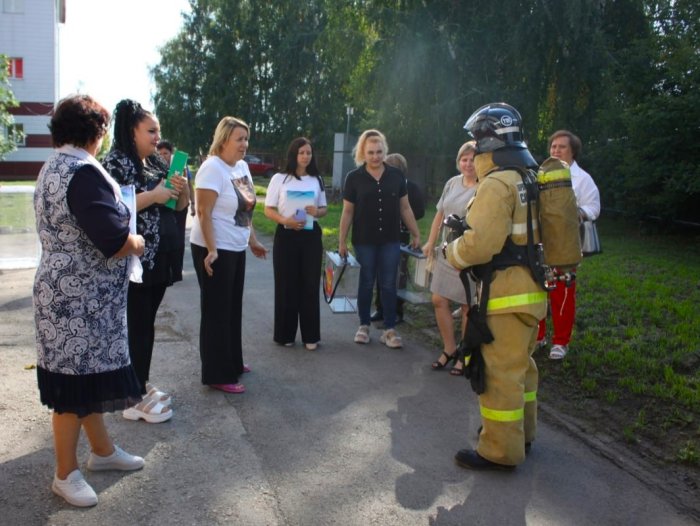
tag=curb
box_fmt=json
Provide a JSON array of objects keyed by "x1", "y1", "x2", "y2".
[{"x1": 539, "y1": 402, "x2": 700, "y2": 522}]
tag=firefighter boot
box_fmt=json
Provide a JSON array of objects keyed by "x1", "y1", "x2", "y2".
[{"x1": 455, "y1": 449, "x2": 515, "y2": 471}]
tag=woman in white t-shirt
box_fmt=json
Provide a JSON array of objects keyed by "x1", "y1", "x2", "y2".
[
  {"x1": 190, "y1": 116, "x2": 268, "y2": 394},
  {"x1": 264, "y1": 137, "x2": 327, "y2": 350}
]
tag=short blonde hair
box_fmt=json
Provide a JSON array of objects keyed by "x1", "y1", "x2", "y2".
[
  {"x1": 353, "y1": 129, "x2": 388, "y2": 167},
  {"x1": 209, "y1": 116, "x2": 250, "y2": 157},
  {"x1": 385, "y1": 153, "x2": 407, "y2": 174},
  {"x1": 456, "y1": 140, "x2": 477, "y2": 171}
]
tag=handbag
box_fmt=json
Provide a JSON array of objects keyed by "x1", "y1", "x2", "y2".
[{"x1": 580, "y1": 220, "x2": 602, "y2": 256}]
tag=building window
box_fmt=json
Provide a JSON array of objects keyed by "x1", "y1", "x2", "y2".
[
  {"x1": 6, "y1": 124, "x2": 25, "y2": 147},
  {"x1": 3, "y1": 0, "x2": 24, "y2": 13},
  {"x1": 7, "y1": 57, "x2": 23, "y2": 79}
]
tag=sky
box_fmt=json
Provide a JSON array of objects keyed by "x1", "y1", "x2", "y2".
[{"x1": 58, "y1": 0, "x2": 191, "y2": 115}]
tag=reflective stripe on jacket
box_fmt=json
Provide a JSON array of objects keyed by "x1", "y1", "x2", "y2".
[{"x1": 446, "y1": 169, "x2": 546, "y2": 318}]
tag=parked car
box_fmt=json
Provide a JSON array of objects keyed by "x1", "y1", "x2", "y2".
[{"x1": 244, "y1": 154, "x2": 276, "y2": 178}]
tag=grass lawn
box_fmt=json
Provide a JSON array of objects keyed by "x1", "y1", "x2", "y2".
[
  {"x1": 0, "y1": 184, "x2": 36, "y2": 234},
  {"x1": 253, "y1": 175, "x2": 700, "y2": 471},
  {"x1": 540, "y1": 217, "x2": 700, "y2": 467}
]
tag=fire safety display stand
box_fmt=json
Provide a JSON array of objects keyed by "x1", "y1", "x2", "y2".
[
  {"x1": 396, "y1": 244, "x2": 432, "y2": 304},
  {"x1": 323, "y1": 251, "x2": 360, "y2": 313}
]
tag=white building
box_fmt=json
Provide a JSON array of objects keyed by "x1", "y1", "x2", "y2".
[{"x1": 0, "y1": 0, "x2": 64, "y2": 180}]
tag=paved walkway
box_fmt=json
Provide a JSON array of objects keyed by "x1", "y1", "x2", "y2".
[{"x1": 0, "y1": 225, "x2": 697, "y2": 525}]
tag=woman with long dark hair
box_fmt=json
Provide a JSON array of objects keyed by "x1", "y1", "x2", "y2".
[
  {"x1": 264, "y1": 137, "x2": 327, "y2": 350},
  {"x1": 103, "y1": 99, "x2": 189, "y2": 423}
]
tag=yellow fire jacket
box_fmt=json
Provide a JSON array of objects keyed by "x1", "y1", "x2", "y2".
[{"x1": 445, "y1": 166, "x2": 547, "y2": 319}]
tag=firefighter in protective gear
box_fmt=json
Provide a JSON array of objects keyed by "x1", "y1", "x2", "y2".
[{"x1": 445, "y1": 102, "x2": 547, "y2": 470}]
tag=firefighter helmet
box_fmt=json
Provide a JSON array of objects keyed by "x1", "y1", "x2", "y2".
[{"x1": 464, "y1": 103, "x2": 528, "y2": 153}]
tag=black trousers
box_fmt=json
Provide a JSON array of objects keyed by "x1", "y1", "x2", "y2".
[
  {"x1": 273, "y1": 223, "x2": 323, "y2": 345},
  {"x1": 175, "y1": 208, "x2": 188, "y2": 267},
  {"x1": 191, "y1": 244, "x2": 246, "y2": 384},
  {"x1": 127, "y1": 281, "x2": 168, "y2": 394}
]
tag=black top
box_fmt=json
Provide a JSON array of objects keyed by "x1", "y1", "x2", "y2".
[
  {"x1": 67, "y1": 164, "x2": 130, "y2": 258},
  {"x1": 343, "y1": 163, "x2": 407, "y2": 245},
  {"x1": 406, "y1": 179, "x2": 425, "y2": 221},
  {"x1": 103, "y1": 149, "x2": 177, "y2": 270}
]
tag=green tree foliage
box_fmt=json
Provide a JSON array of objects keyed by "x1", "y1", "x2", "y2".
[
  {"x1": 152, "y1": 0, "x2": 371, "y2": 161},
  {"x1": 153, "y1": 0, "x2": 699, "y2": 221},
  {"x1": 585, "y1": 0, "x2": 653, "y2": 214},
  {"x1": 0, "y1": 54, "x2": 21, "y2": 160},
  {"x1": 588, "y1": 0, "x2": 700, "y2": 222},
  {"x1": 152, "y1": 1, "x2": 221, "y2": 159}
]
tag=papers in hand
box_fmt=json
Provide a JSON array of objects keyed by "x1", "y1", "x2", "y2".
[
  {"x1": 286, "y1": 190, "x2": 314, "y2": 230},
  {"x1": 121, "y1": 185, "x2": 143, "y2": 283}
]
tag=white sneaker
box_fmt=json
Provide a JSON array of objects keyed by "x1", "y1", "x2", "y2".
[
  {"x1": 380, "y1": 328, "x2": 403, "y2": 348},
  {"x1": 52, "y1": 469, "x2": 98, "y2": 507},
  {"x1": 354, "y1": 325, "x2": 370, "y2": 344},
  {"x1": 549, "y1": 344, "x2": 568, "y2": 360},
  {"x1": 87, "y1": 444, "x2": 145, "y2": 472}
]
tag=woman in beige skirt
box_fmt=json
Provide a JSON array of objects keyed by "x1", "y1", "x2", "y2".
[{"x1": 422, "y1": 141, "x2": 478, "y2": 375}]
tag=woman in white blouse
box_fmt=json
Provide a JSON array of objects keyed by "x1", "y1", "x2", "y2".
[
  {"x1": 264, "y1": 137, "x2": 327, "y2": 350},
  {"x1": 190, "y1": 116, "x2": 268, "y2": 394}
]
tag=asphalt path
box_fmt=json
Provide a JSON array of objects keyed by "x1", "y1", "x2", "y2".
[{"x1": 0, "y1": 221, "x2": 696, "y2": 525}]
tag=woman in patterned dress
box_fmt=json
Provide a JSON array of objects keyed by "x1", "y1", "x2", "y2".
[
  {"x1": 34, "y1": 95, "x2": 146, "y2": 507},
  {"x1": 103, "y1": 100, "x2": 189, "y2": 422}
]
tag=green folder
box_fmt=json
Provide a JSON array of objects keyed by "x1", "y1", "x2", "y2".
[{"x1": 164, "y1": 150, "x2": 189, "y2": 209}]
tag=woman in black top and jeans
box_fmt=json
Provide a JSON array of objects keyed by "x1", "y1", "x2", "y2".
[{"x1": 338, "y1": 129, "x2": 420, "y2": 348}]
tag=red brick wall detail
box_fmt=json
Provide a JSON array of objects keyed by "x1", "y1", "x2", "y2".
[
  {"x1": 25, "y1": 135, "x2": 53, "y2": 148},
  {"x1": 0, "y1": 162, "x2": 44, "y2": 179},
  {"x1": 8, "y1": 102, "x2": 54, "y2": 116}
]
